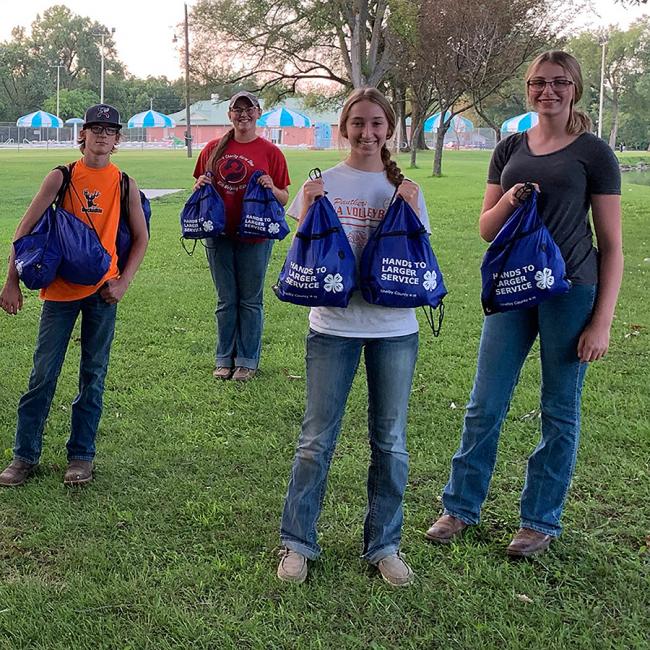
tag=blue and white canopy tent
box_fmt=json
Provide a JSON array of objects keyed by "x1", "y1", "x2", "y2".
[
  {"x1": 424, "y1": 111, "x2": 474, "y2": 133},
  {"x1": 16, "y1": 110, "x2": 63, "y2": 128},
  {"x1": 501, "y1": 111, "x2": 538, "y2": 133},
  {"x1": 16, "y1": 110, "x2": 64, "y2": 146},
  {"x1": 127, "y1": 110, "x2": 176, "y2": 128},
  {"x1": 257, "y1": 107, "x2": 312, "y2": 128},
  {"x1": 65, "y1": 117, "x2": 84, "y2": 143}
]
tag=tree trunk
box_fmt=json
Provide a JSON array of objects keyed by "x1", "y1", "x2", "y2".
[
  {"x1": 474, "y1": 105, "x2": 501, "y2": 144},
  {"x1": 415, "y1": 128, "x2": 428, "y2": 150},
  {"x1": 432, "y1": 122, "x2": 451, "y2": 176},
  {"x1": 410, "y1": 122, "x2": 424, "y2": 167},
  {"x1": 399, "y1": 109, "x2": 409, "y2": 152}
]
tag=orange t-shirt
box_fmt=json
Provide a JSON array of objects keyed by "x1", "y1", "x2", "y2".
[{"x1": 41, "y1": 159, "x2": 121, "y2": 302}]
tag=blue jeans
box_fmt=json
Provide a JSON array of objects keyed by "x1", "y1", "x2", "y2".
[
  {"x1": 14, "y1": 293, "x2": 117, "y2": 465},
  {"x1": 280, "y1": 330, "x2": 419, "y2": 564},
  {"x1": 442, "y1": 284, "x2": 597, "y2": 536},
  {"x1": 205, "y1": 237, "x2": 273, "y2": 369}
]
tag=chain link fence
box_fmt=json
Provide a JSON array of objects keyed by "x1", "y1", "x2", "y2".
[{"x1": 0, "y1": 123, "x2": 184, "y2": 149}]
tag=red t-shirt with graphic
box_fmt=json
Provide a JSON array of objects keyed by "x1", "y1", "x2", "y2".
[{"x1": 193, "y1": 136, "x2": 290, "y2": 239}]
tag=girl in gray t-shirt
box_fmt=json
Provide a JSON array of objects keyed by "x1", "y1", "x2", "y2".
[{"x1": 426, "y1": 50, "x2": 623, "y2": 558}]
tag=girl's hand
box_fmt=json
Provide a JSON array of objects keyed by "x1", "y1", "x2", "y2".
[
  {"x1": 396, "y1": 180, "x2": 420, "y2": 214},
  {"x1": 504, "y1": 182, "x2": 540, "y2": 208},
  {"x1": 257, "y1": 174, "x2": 275, "y2": 190},
  {"x1": 577, "y1": 320, "x2": 610, "y2": 362},
  {"x1": 193, "y1": 173, "x2": 213, "y2": 192},
  {"x1": 302, "y1": 179, "x2": 325, "y2": 209}
]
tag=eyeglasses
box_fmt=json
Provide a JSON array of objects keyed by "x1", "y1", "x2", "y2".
[
  {"x1": 88, "y1": 125, "x2": 120, "y2": 135},
  {"x1": 527, "y1": 78, "x2": 574, "y2": 92},
  {"x1": 229, "y1": 106, "x2": 258, "y2": 116}
]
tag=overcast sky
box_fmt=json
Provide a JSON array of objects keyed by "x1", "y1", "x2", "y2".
[{"x1": 1, "y1": 0, "x2": 649, "y2": 80}]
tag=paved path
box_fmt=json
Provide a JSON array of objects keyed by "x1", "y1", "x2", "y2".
[{"x1": 141, "y1": 189, "x2": 184, "y2": 199}]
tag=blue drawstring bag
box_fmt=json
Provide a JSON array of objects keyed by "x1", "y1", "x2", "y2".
[
  {"x1": 481, "y1": 186, "x2": 570, "y2": 315},
  {"x1": 50, "y1": 176, "x2": 111, "y2": 286},
  {"x1": 116, "y1": 172, "x2": 152, "y2": 272},
  {"x1": 55, "y1": 204, "x2": 111, "y2": 286},
  {"x1": 360, "y1": 195, "x2": 447, "y2": 334},
  {"x1": 13, "y1": 206, "x2": 62, "y2": 290},
  {"x1": 274, "y1": 196, "x2": 357, "y2": 307},
  {"x1": 180, "y1": 172, "x2": 226, "y2": 254},
  {"x1": 239, "y1": 170, "x2": 289, "y2": 240}
]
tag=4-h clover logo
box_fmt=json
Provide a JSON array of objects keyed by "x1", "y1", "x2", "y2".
[
  {"x1": 202, "y1": 220, "x2": 214, "y2": 232},
  {"x1": 268, "y1": 222, "x2": 280, "y2": 235},
  {"x1": 535, "y1": 267, "x2": 555, "y2": 290},
  {"x1": 323, "y1": 273, "x2": 343, "y2": 293},
  {"x1": 423, "y1": 269, "x2": 438, "y2": 291}
]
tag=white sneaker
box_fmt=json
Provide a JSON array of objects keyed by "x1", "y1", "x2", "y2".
[
  {"x1": 376, "y1": 553, "x2": 414, "y2": 587},
  {"x1": 277, "y1": 548, "x2": 308, "y2": 583}
]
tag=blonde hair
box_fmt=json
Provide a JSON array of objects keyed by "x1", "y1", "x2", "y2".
[
  {"x1": 339, "y1": 87, "x2": 404, "y2": 187},
  {"x1": 526, "y1": 50, "x2": 592, "y2": 135}
]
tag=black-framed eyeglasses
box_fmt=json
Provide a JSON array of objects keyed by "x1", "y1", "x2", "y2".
[
  {"x1": 229, "y1": 106, "x2": 258, "y2": 116},
  {"x1": 527, "y1": 78, "x2": 574, "y2": 92},
  {"x1": 88, "y1": 125, "x2": 120, "y2": 135}
]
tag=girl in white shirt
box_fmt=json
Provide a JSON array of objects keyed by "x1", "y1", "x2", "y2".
[{"x1": 277, "y1": 88, "x2": 429, "y2": 587}]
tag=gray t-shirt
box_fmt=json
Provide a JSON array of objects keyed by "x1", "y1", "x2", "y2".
[{"x1": 488, "y1": 132, "x2": 621, "y2": 284}]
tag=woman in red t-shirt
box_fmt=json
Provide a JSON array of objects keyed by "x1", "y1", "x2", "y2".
[{"x1": 193, "y1": 91, "x2": 290, "y2": 381}]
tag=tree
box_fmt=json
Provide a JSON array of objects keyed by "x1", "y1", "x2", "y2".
[
  {"x1": 0, "y1": 5, "x2": 125, "y2": 120},
  {"x1": 190, "y1": 0, "x2": 394, "y2": 92},
  {"x1": 398, "y1": 0, "x2": 556, "y2": 175},
  {"x1": 473, "y1": 77, "x2": 528, "y2": 144},
  {"x1": 568, "y1": 19, "x2": 650, "y2": 147},
  {"x1": 42, "y1": 88, "x2": 98, "y2": 120}
]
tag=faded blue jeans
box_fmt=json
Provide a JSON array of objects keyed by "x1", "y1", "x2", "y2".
[
  {"x1": 280, "y1": 329, "x2": 419, "y2": 564},
  {"x1": 14, "y1": 292, "x2": 117, "y2": 465},
  {"x1": 442, "y1": 284, "x2": 597, "y2": 536},
  {"x1": 205, "y1": 236, "x2": 273, "y2": 370}
]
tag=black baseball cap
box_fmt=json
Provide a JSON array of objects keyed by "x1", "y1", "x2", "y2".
[
  {"x1": 83, "y1": 104, "x2": 122, "y2": 129},
  {"x1": 228, "y1": 91, "x2": 260, "y2": 109}
]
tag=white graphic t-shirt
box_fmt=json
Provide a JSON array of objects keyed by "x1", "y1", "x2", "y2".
[{"x1": 287, "y1": 162, "x2": 431, "y2": 338}]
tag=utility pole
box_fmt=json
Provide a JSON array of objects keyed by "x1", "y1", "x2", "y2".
[
  {"x1": 598, "y1": 36, "x2": 607, "y2": 140},
  {"x1": 184, "y1": 3, "x2": 192, "y2": 158},
  {"x1": 93, "y1": 27, "x2": 115, "y2": 104},
  {"x1": 50, "y1": 63, "x2": 64, "y2": 142}
]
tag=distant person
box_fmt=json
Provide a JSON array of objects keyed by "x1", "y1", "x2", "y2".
[
  {"x1": 0, "y1": 104, "x2": 149, "y2": 487},
  {"x1": 277, "y1": 87, "x2": 430, "y2": 587},
  {"x1": 192, "y1": 92, "x2": 290, "y2": 381},
  {"x1": 426, "y1": 51, "x2": 623, "y2": 556}
]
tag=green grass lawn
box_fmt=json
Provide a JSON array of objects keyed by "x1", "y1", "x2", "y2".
[{"x1": 0, "y1": 148, "x2": 648, "y2": 649}]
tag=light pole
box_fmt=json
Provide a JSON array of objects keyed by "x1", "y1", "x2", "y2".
[
  {"x1": 598, "y1": 36, "x2": 607, "y2": 140},
  {"x1": 50, "y1": 63, "x2": 64, "y2": 142},
  {"x1": 173, "y1": 4, "x2": 192, "y2": 158},
  {"x1": 93, "y1": 27, "x2": 115, "y2": 104}
]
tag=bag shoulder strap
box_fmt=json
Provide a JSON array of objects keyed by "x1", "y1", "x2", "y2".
[
  {"x1": 120, "y1": 171, "x2": 130, "y2": 221},
  {"x1": 54, "y1": 161, "x2": 76, "y2": 207},
  {"x1": 55, "y1": 161, "x2": 103, "y2": 239}
]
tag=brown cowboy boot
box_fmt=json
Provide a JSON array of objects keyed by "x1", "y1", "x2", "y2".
[
  {"x1": 63, "y1": 460, "x2": 94, "y2": 486},
  {"x1": 506, "y1": 528, "x2": 552, "y2": 557},
  {"x1": 0, "y1": 459, "x2": 38, "y2": 487},
  {"x1": 424, "y1": 514, "x2": 468, "y2": 544}
]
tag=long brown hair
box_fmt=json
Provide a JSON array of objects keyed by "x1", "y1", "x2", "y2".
[
  {"x1": 339, "y1": 87, "x2": 404, "y2": 187},
  {"x1": 206, "y1": 128, "x2": 235, "y2": 173},
  {"x1": 525, "y1": 50, "x2": 592, "y2": 135}
]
